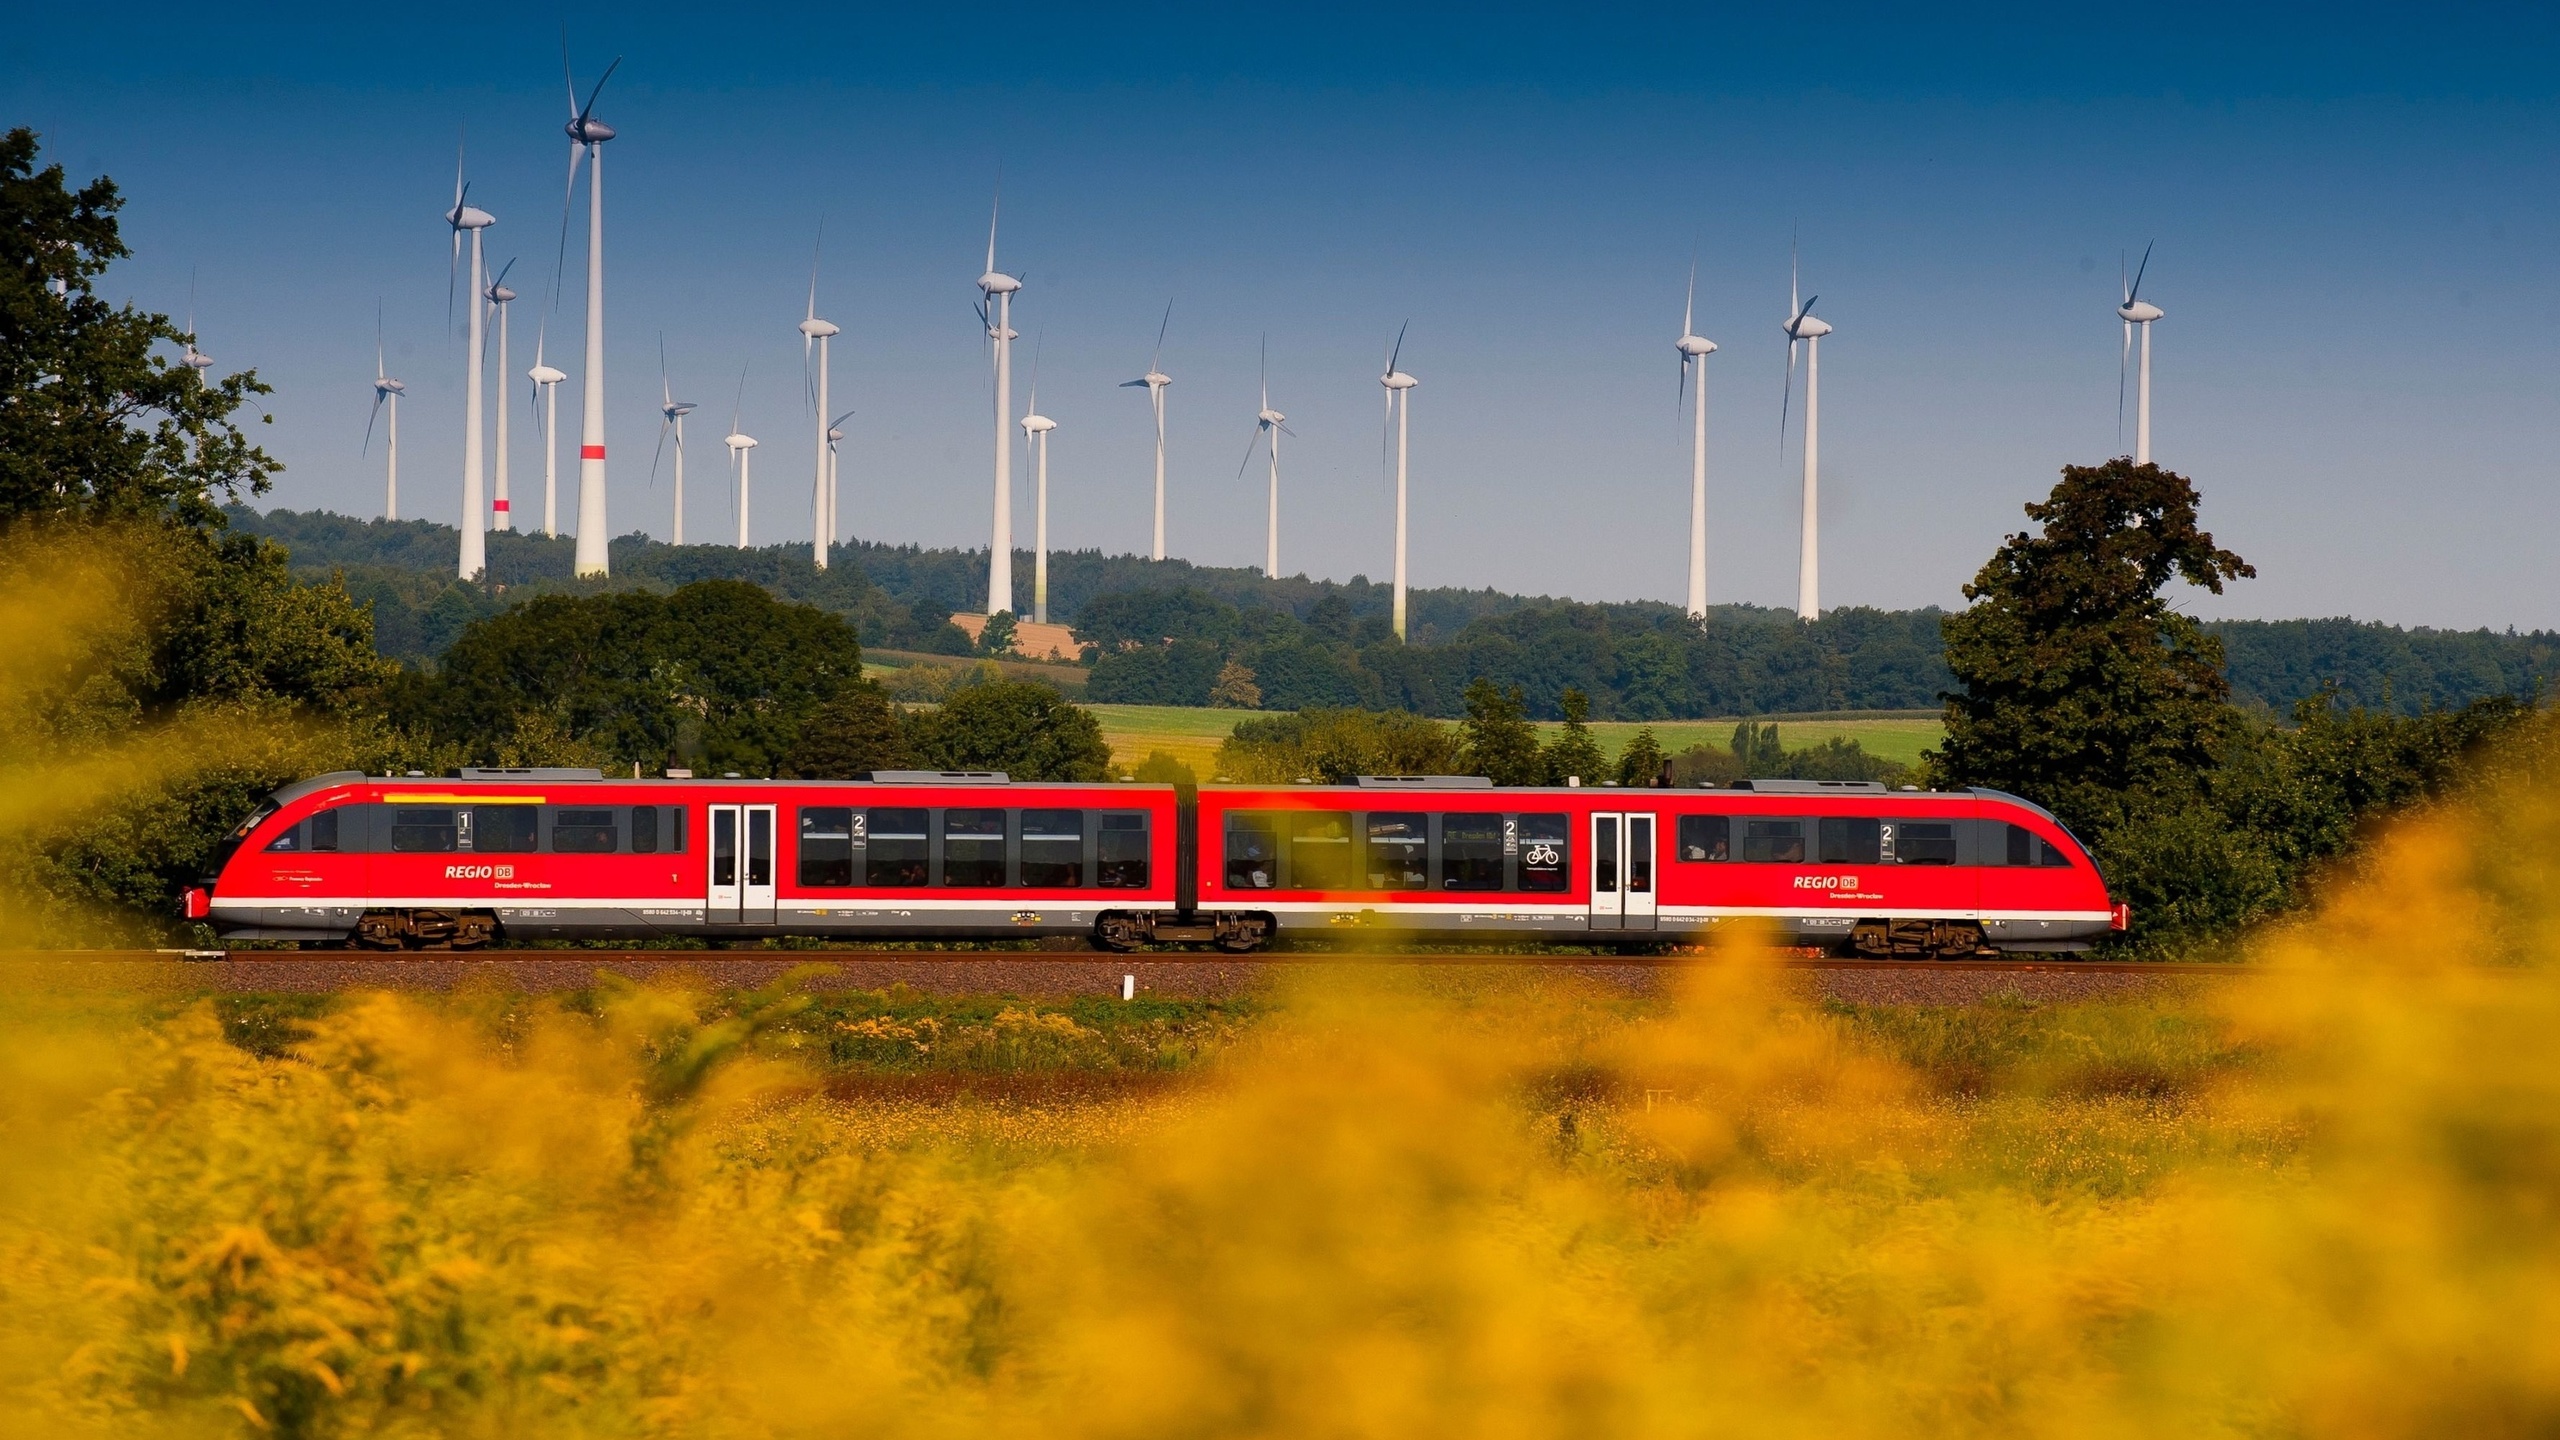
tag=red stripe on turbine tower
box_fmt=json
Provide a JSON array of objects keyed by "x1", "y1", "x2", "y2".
[{"x1": 581, "y1": 445, "x2": 605, "y2": 459}]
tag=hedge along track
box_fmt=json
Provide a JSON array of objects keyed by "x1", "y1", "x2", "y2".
[{"x1": 21, "y1": 949, "x2": 2243, "y2": 974}]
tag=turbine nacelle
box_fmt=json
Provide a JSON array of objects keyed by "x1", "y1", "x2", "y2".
[
  {"x1": 183, "y1": 348, "x2": 213, "y2": 372},
  {"x1": 977, "y1": 270, "x2": 1021, "y2": 295},
  {"x1": 798, "y1": 317, "x2": 841, "y2": 339},
  {"x1": 1785, "y1": 314, "x2": 1832, "y2": 339},
  {"x1": 1124, "y1": 370, "x2": 1172, "y2": 389},
  {"x1": 528, "y1": 363, "x2": 567, "y2": 385},
  {"x1": 663, "y1": 401, "x2": 697, "y2": 420},
  {"x1": 1021, "y1": 413, "x2": 1056, "y2": 434},
  {"x1": 1381, "y1": 371, "x2": 1417, "y2": 391},
  {"x1": 376, "y1": 377, "x2": 406, "y2": 395},
  {"x1": 566, "y1": 116, "x2": 616, "y2": 145},
  {"x1": 448, "y1": 204, "x2": 495, "y2": 231},
  {"x1": 1258, "y1": 408, "x2": 1287, "y2": 426},
  {"x1": 2118, "y1": 300, "x2": 2163, "y2": 323},
  {"x1": 486, "y1": 282, "x2": 516, "y2": 304},
  {"x1": 725, "y1": 433, "x2": 757, "y2": 451},
  {"x1": 1676, "y1": 334, "x2": 1717, "y2": 357}
]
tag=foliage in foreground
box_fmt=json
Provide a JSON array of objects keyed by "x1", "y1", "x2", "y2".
[{"x1": 13, "y1": 728, "x2": 2560, "y2": 1434}]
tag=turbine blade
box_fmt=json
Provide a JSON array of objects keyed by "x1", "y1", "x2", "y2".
[
  {"x1": 2129, "y1": 240, "x2": 2152, "y2": 304},
  {"x1": 1678, "y1": 352, "x2": 1689, "y2": 413},
  {"x1": 1387, "y1": 319, "x2": 1408, "y2": 376},
  {"x1": 986, "y1": 189, "x2": 999, "y2": 276},
  {"x1": 1684, "y1": 259, "x2": 1696, "y2": 337},
  {"x1": 580, "y1": 56, "x2": 621, "y2": 123},
  {"x1": 364, "y1": 389, "x2": 384, "y2": 456},
  {"x1": 650, "y1": 415, "x2": 669, "y2": 487},
  {"x1": 553, "y1": 142, "x2": 584, "y2": 313},
  {"x1": 2120, "y1": 249, "x2": 2130, "y2": 306},
  {"x1": 562, "y1": 36, "x2": 579, "y2": 118},
  {"x1": 1779, "y1": 338, "x2": 1797, "y2": 458},
  {"x1": 1238, "y1": 427, "x2": 1264, "y2": 480},
  {"x1": 1153, "y1": 297, "x2": 1172, "y2": 370},
  {"x1": 661, "y1": 332, "x2": 671, "y2": 407}
]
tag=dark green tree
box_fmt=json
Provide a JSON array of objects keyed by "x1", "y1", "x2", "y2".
[
  {"x1": 1540, "y1": 687, "x2": 1606, "y2": 784},
  {"x1": 909, "y1": 681, "x2": 1113, "y2": 781},
  {"x1": 1931, "y1": 458, "x2": 2254, "y2": 833},
  {"x1": 977, "y1": 609, "x2": 1017, "y2": 655},
  {"x1": 1459, "y1": 677, "x2": 1543, "y2": 785},
  {"x1": 781, "y1": 682, "x2": 916, "y2": 778},
  {"x1": 1731, "y1": 721, "x2": 1785, "y2": 774},
  {"x1": 1615, "y1": 727, "x2": 1666, "y2": 788}
]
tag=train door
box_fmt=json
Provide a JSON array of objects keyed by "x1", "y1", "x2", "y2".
[
  {"x1": 706, "y1": 804, "x2": 778, "y2": 924},
  {"x1": 1588, "y1": 812, "x2": 1659, "y2": 931}
]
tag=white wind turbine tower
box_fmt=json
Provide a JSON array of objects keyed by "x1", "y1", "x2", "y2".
[
  {"x1": 724, "y1": 366, "x2": 756, "y2": 549},
  {"x1": 561, "y1": 53, "x2": 621, "y2": 577},
  {"x1": 446, "y1": 150, "x2": 495, "y2": 580},
  {"x1": 1119, "y1": 301, "x2": 1173, "y2": 561},
  {"x1": 1779, "y1": 252, "x2": 1830, "y2": 621},
  {"x1": 800, "y1": 231, "x2": 841, "y2": 570},
  {"x1": 365, "y1": 308, "x2": 406, "y2": 520},
  {"x1": 484, "y1": 260, "x2": 517, "y2": 531},
  {"x1": 1675, "y1": 265, "x2": 1718, "y2": 619},
  {"x1": 180, "y1": 275, "x2": 213, "y2": 387},
  {"x1": 527, "y1": 323, "x2": 567, "y2": 538},
  {"x1": 650, "y1": 339, "x2": 696, "y2": 545},
  {"x1": 2118, "y1": 242, "x2": 2163, "y2": 465},
  {"x1": 1020, "y1": 363, "x2": 1056, "y2": 625},
  {"x1": 1380, "y1": 323, "x2": 1418, "y2": 642},
  {"x1": 976, "y1": 200, "x2": 1023, "y2": 615},
  {"x1": 1236, "y1": 336, "x2": 1290, "y2": 578},
  {"x1": 825, "y1": 408, "x2": 854, "y2": 553}
]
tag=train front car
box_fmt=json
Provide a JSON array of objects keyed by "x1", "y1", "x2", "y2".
[
  {"x1": 1194, "y1": 777, "x2": 2119, "y2": 955},
  {"x1": 198, "y1": 769, "x2": 1182, "y2": 949}
]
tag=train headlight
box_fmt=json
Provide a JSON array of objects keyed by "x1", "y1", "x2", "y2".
[{"x1": 183, "y1": 888, "x2": 211, "y2": 920}]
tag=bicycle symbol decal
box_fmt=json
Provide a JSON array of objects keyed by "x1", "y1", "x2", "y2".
[{"x1": 1524, "y1": 842, "x2": 1561, "y2": 867}]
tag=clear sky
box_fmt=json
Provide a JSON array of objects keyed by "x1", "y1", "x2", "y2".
[{"x1": 12, "y1": 2, "x2": 2559, "y2": 628}]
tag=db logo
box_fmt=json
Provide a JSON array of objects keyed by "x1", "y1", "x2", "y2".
[
  {"x1": 442, "y1": 864, "x2": 516, "y2": 880},
  {"x1": 1793, "y1": 874, "x2": 1857, "y2": 889}
]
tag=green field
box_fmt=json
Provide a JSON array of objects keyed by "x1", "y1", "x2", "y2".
[{"x1": 1083, "y1": 703, "x2": 1944, "y2": 777}]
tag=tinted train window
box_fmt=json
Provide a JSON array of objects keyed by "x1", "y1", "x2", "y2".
[
  {"x1": 553, "y1": 809, "x2": 618, "y2": 853},
  {"x1": 1742, "y1": 819, "x2": 1805, "y2": 864},
  {"x1": 868, "y1": 808, "x2": 929, "y2": 887},
  {"x1": 1366, "y1": 812, "x2": 1428, "y2": 890},
  {"x1": 265, "y1": 823, "x2": 303, "y2": 852},
  {"x1": 1441, "y1": 813, "x2": 1503, "y2": 891},
  {"x1": 1676, "y1": 814, "x2": 1729, "y2": 862},
  {"x1": 799, "y1": 807, "x2": 853, "y2": 887},
  {"x1": 1022, "y1": 809, "x2": 1084, "y2": 888},
  {"x1": 1290, "y1": 812, "x2": 1356, "y2": 890},
  {"x1": 1097, "y1": 812, "x2": 1150, "y2": 888},
  {"x1": 309, "y1": 808, "x2": 340, "y2": 852},
  {"x1": 1818, "y1": 817, "x2": 1882, "y2": 865},
  {"x1": 391, "y1": 808, "x2": 457, "y2": 853},
  {"x1": 943, "y1": 808, "x2": 1007, "y2": 887},
  {"x1": 1518, "y1": 813, "x2": 1569, "y2": 892},
  {"x1": 1897, "y1": 822, "x2": 1957, "y2": 865},
  {"x1": 631, "y1": 806, "x2": 660, "y2": 854},
  {"x1": 2006, "y1": 823, "x2": 2074, "y2": 868},
  {"x1": 1226, "y1": 812, "x2": 1281, "y2": 889},
  {"x1": 476, "y1": 805, "x2": 540, "y2": 853}
]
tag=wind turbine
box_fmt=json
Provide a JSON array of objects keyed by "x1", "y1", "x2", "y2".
[
  {"x1": 180, "y1": 274, "x2": 213, "y2": 386},
  {"x1": 1021, "y1": 366, "x2": 1056, "y2": 625},
  {"x1": 527, "y1": 323, "x2": 567, "y2": 538},
  {"x1": 826, "y1": 408, "x2": 854, "y2": 551},
  {"x1": 2118, "y1": 242, "x2": 2163, "y2": 465},
  {"x1": 976, "y1": 197, "x2": 1022, "y2": 615},
  {"x1": 1676, "y1": 264, "x2": 1718, "y2": 619},
  {"x1": 1119, "y1": 301, "x2": 1173, "y2": 561},
  {"x1": 724, "y1": 365, "x2": 756, "y2": 549},
  {"x1": 561, "y1": 52, "x2": 621, "y2": 578},
  {"x1": 484, "y1": 260, "x2": 517, "y2": 531},
  {"x1": 800, "y1": 228, "x2": 841, "y2": 570},
  {"x1": 1779, "y1": 250, "x2": 1830, "y2": 622},
  {"x1": 365, "y1": 306, "x2": 405, "y2": 520},
  {"x1": 1236, "y1": 336, "x2": 1290, "y2": 578},
  {"x1": 650, "y1": 338, "x2": 696, "y2": 545},
  {"x1": 446, "y1": 147, "x2": 495, "y2": 581},
  {"x1": 1380, "y1": 323, "x2": 1418, "y2": 642}
]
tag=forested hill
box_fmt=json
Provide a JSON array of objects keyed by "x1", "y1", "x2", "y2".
[{"x1": 234, "y1": 505, "x2": 2560, "y2": 722}]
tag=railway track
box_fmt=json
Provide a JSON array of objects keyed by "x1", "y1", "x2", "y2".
[{"x1": 18, "y1": 948, "x2": 2234, "y2": 973}]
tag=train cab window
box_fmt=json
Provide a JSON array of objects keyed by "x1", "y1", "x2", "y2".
[
  {"x1": 1366, "y1": 812, "x2": 1428, "y2": 890},
  {"x1": 1676, "y1": 814, "x2": 1730, "y2": 862},
  {"x1": 1022, "y1": 809, "x2": 1084, "y2": 887},
  {"x1": 552, "y1": 809, "x2": 619, "y2": 854},
  {"x1": 799, "y1": 807, "x2": 854, "y2": 887},
  {"x1": 309, "y1": 808, "x2": 340, "y2": 852},
  {"x1": 1440, "y1": 813, "x2": 1504, "y2": 891},
  {"x1": 264, "y1": 822, "x2": 303, "y2": 852},
  {"x1": 1818, "y1": 817, "x2": 1882, "y2": 865},
  {"x1": 1289, "y1": 812, "x2": 1356, "y2": 890},
  {"x1": 2005, "y1": 823, "x2": 2075, "y2": 868},
  {"x1": 1896, "y1": 822, "x2": 1958, "y2": 865},
  {"x1": 1518, "y1": 813, "x2": 1569, "y2": 892},
  {"x1": 631, "y1": 806, "x2": 660, "y2": 855},
  {"x1": 390, "y1": 808, "x2": 458, "y2": 853},
  {"x1": 867, "y1": 808, "x2": 930, "y2": 887},
  {"x1": 1741, "y1": 819, "x2": 1805, "y2": 864},
  {"x1": 475, "y1": 805, "x2": 540, "y2": 853},
  {"x1": 943, "y1": 808, "x2": 1008, "y2": 887},
  {"x1": 1097, "y1": 812, "x2": 1151, "y2": 888},
  {"x1": 1225, "y1": 812, "x2": 1282, "y2": 889}
]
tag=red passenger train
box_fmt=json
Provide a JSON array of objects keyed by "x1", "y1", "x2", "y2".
[{"x1": 195, "y1": 769, "x2": 2125, "y2": 955}]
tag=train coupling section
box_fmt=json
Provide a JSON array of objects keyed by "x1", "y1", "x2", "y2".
[{"x1": 1095, "y1": 910, "x2": 1275, "y2": 954}]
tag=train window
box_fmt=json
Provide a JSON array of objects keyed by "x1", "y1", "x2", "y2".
[
  {"x1": 1518, "y1": 813, "x2": 1569, "y2": 892},
  {"x1": 476, "y1": 806, "x2": 540, "y2": 853},
  {"x1": 631, "y1": 806, "x2": 660, "y2": 855},
  {"x1": 799, "y1": 807, "x2": 854, "y2": 887},
  {"x1": 309, "y1": 808, "x2": 340, "y2": 852},
  {"x1": 1225, "y1": 812, "x2": 1282, "y2": 889},
  {"x1": 390, "y1": 808, "x2": 458, "y2": 853},
  {"x1": 1289, "y1": 812, "x2": 1356, "y2": 890},
  {"x1": 867, "y1": 808, "x2": 930, "y2": 887},
  {"x1": 1742, "y1": 819, "x2": 1805, "y2": 864},
  {"x1": 2005, "y1": 823, "x2": 2073, "y2": 868},
  {"x1": 1676, "y1": 814, "x2": 1729, "y2": 862},
  {"x1": 668, "y1": 808, "x2": 687, "y2": 854},
  {"x1": 1441, "y1": 813, "x2": 1504, "y2": 891},
  {"x1": 1897, "y1": 822, "x2": 1958, "y2": 865},
  {"x1": 1818, "y1": 817, "x2": 1882, "y2": 866},
  {"x1": 1022, "y1": 809, "x2": 1084, "y2": 888},
  {"x1": 1097, "y1": 812, "x2": 1151, "y2": 888},
  {"x1": 264, "y1": 823, "x2": 303, "y2": 852},
  {"x1": 943, "y1": 808, "x2": 1007, "y2": 887},
  {"x1": 1366, "y1": 812, "x2": 1428, "y2": 890},
  {"x1": 552, "y1": 809, "x2": 619, "y2": 854}
]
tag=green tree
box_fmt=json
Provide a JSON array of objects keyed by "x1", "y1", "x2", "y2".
[
  {"x1": 1459, "y1": 678, "x2": 1543, "y2": 786},
  {"x1": 1615, "y1": 727, "x2": 1666, "y2": 788},
  {"x1": 1209, "y1": 660, "x2": 1262, "y2": 709},
  {"x1": 1931, "y1": 458, "x2": 2253, "y2": 834},
  {"x1": 781, "y1": 682, "x2": 916, "y2": 778},
  {"x1": 1215, "y1": 708, "x2": 1460, "y2": 784},
  {"x1": 1732, "y1": 721, "x2": 1785, "y2": 775},
  {"x1": 977, "y1": 610, "x2": 1017, "y2": 656},
  {"x1": 1132, "y1": 750, "x2": 1198, "y2": 787},
  {"x1": 909, "y1": 682, "x2": 1112, "y2": 781},
  {"x1": 1540, "y1": 687, "x2": 1606, "y2": 784}
]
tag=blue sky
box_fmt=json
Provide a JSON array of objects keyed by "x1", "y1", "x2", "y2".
[{"x1": 13, "y1": 3, "x2": 2560, "y2": 627}]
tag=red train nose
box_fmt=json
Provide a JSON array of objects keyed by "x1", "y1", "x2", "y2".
[{"x1": 183, "y1": 887, "x2": 210, "y2": 920}]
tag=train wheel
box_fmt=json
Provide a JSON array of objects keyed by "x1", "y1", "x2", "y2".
[
  {"x1": 1213, "y1": 913, "x2": 1274, "y2": 953},
  {"x1": 1093, "y1": 913, "x2": 1147, "y2": 953},
  {"x1": 1932, "y1": 921, "x2": 1985, "y2": 958}
]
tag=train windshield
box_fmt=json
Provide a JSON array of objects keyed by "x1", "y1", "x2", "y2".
[{"x1": 203, "y1": 796, "x2": 283, "y2": 882}]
